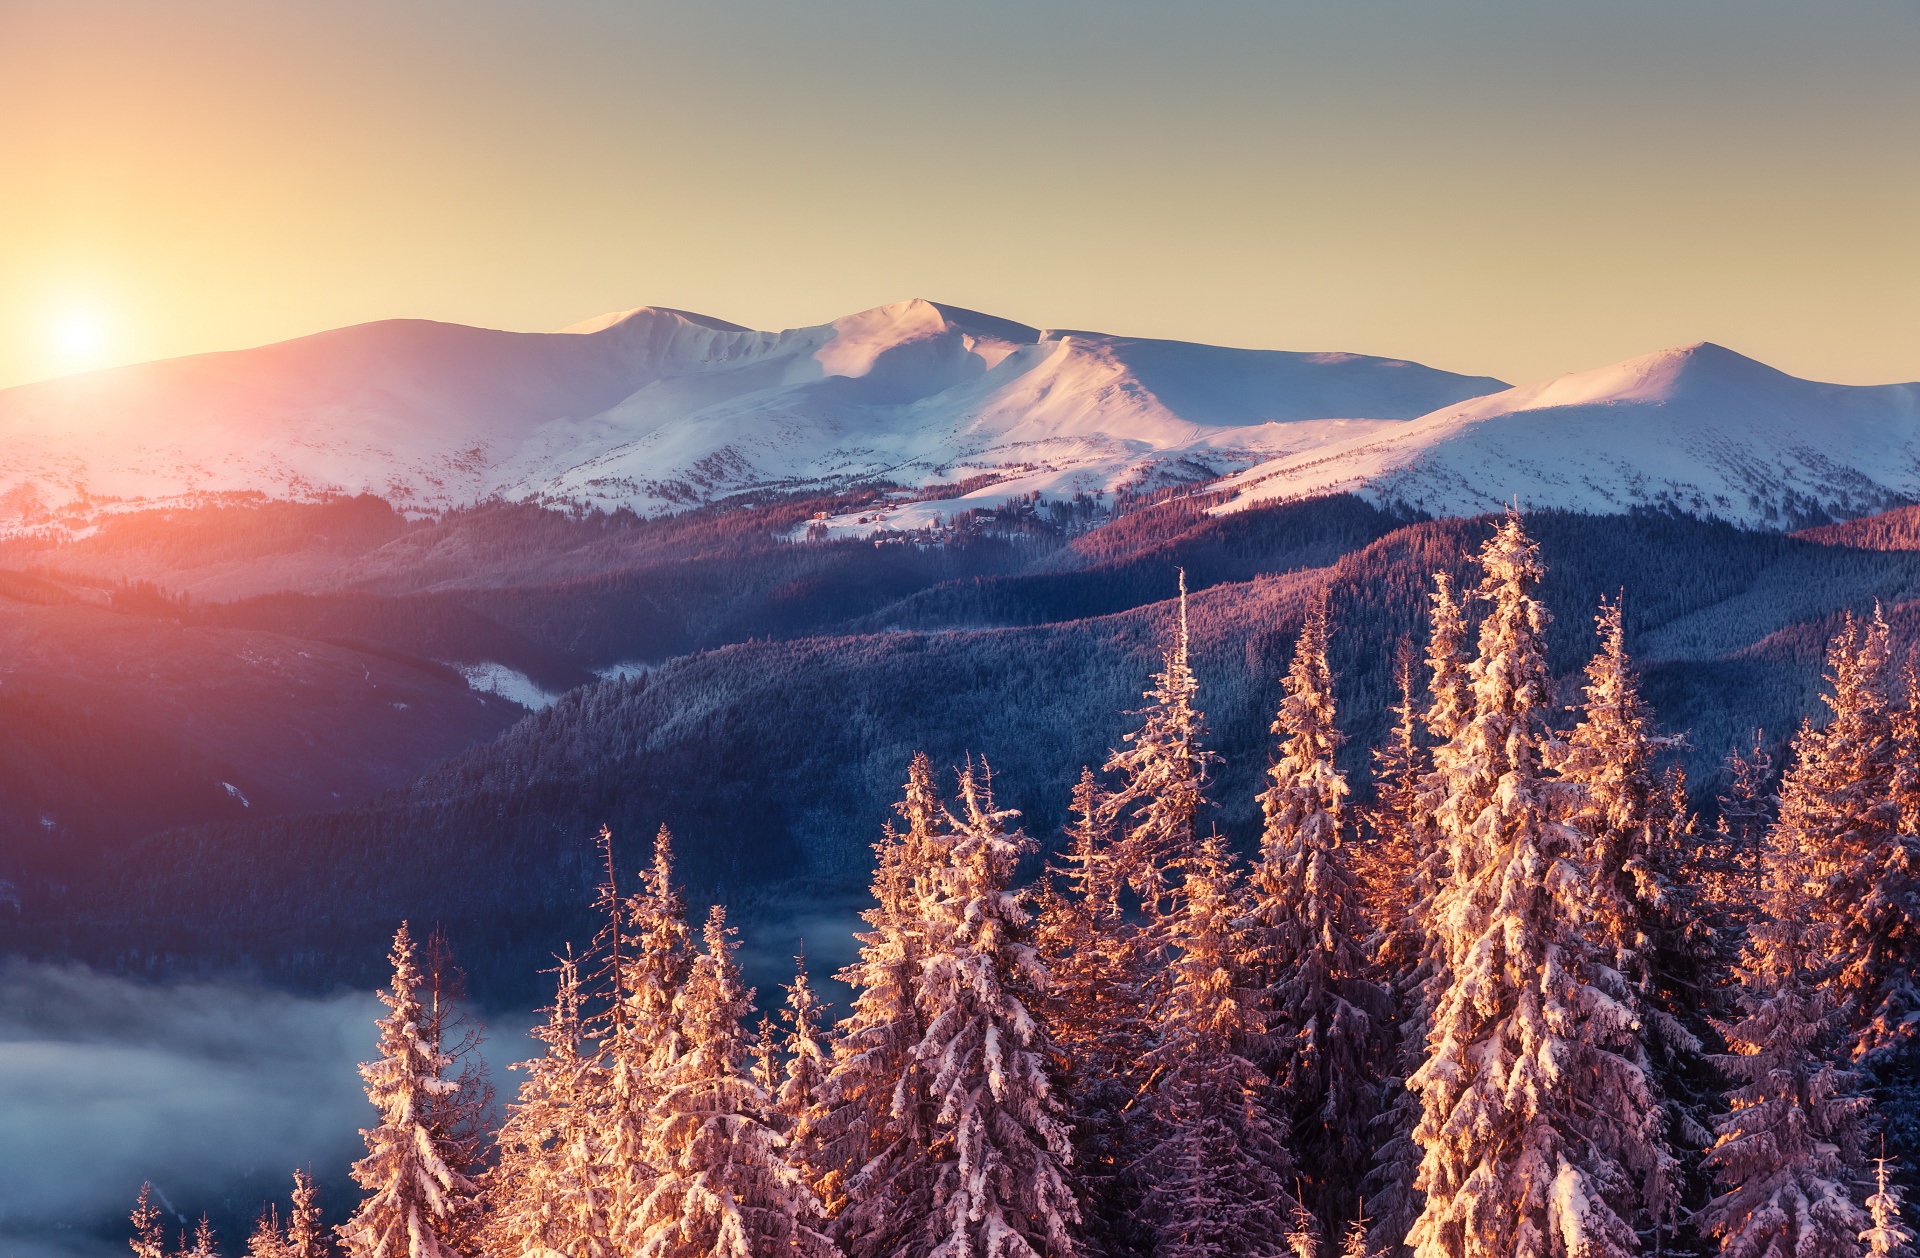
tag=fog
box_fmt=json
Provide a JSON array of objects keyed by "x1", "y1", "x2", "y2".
[{"x1": 0, "y1": 960, "x2": 523, "y2": 1258}]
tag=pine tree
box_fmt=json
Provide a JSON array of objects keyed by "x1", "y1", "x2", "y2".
[
  {"x1": 1862, "y1": 1153, "x2": 1915, "y2": 1257},
  {"x1": 416, "y1": 928, "x2": 490, "y2": 1254},
  {"x1": 132, "y1": 1183, "x2": 167, "y2": 1258},
  {"x1": 248, "y1": 1207, "x2": 289, "y2": 1258},
  {"x1": 820, "y1": 754, "x2": 944, "y2": 1257},
  {"x1": 1035, "y1": 766, "x2": 1146, "y2": 1256},
  {"x1": 1244, "y1": 589, "x2": 1386, "y2": 1235},
  {"x1": 1340, "y1": 1210, "x2": 1374, "y2": 1258},
  {"x1": 1777, "y1": 609, "x2": 1920, "y2": 1063},
  {"x1": 288, "y1": 1170, "x2": 328, "y2": 1258},
  {"x1": 1357, "y1": 646, "x2": 1429, "y2": 987},
  {"x1": 586, "y1": 825, "x2": 696, "y2": 1247},
  {"x1": 1697, "y1": 841, "x2": 1874, "y2": 1258},
  {"x1": 1892, "y1": 661, "x2": 1920, "y2": 840},
  {"x1": 187, "y1": 1216, "x2": 221, "y2": 1258},
  {"x1": 487, "y1": 951, "x2": 610, "y2": 1258},
  {"x1": 1714, "y1": 731, "x2": 1774, "y2": 903},
  {"x1": 630, "y1": 905, "x2": 837, "y2": 1258},
  {"x1": 1406, "y1": 513, "x2": 1674, "y2": 1258},
  {"x1": 1138, "y1": 833, "x2": 1299, "y2": 1258},
  {"x1": 338, "y1": 922, "x2": 474, "y2": 1258},
  {"x1": 777, "y1": 954, "x2": 832, "y2": 1197},
  {"x1": 1557, "y1": 596, "x2": 1716, "y2": 1243},
  {"x1": 1365, "y1": 580, "x2": 1471, "y2": 1258},
  {"x1": 753, "y1": 1017, "x2": 783, "y2": 1104},
  {"x1": 909, "y1": 761, "x2": 1079, "y2": 1258},
  {"x1": 1100, "y1": 570, "x2": 1220, "y2": 929}
]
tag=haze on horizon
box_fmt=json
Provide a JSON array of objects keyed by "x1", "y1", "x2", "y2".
[{"x1": 2, "y1": 0, "x2": 1914, "y2": 393}]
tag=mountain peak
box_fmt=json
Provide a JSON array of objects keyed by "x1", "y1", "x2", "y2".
[{"x1": 556, "y1": 306, "x2": 749, "y2": 335}]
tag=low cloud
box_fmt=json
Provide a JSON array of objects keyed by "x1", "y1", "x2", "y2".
[{"x1": 0, "y1": 961, "x2": 381, "y2": 1258}]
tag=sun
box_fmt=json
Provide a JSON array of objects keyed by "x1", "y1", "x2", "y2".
[{"x1": 46, "y1": 305, "x2": 116, "y2": 375}]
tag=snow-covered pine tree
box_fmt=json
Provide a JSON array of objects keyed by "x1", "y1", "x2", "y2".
[
  {"x1": 1697, "y1": 840, "x2": 1874, "y2": 1257},
  {"x1": 1357, "y1": 646, "x2": 1429, "y2": 987},
  {"x1": 819, "y1": 754, "x2": 945, "y2": 1256},
  {"x1": 1244, "y1": 589, "x2": 1387, "y2": 1235},
  {"x1": 1138, "y1": 832, "x2": 1299, "y2": 1258},
  {"x1": 415, "y1": 928, "x2": 489, "y2": 1254},
  {"x1": 1340, "y1": 1211, "x2": 1373, "y2": 1258},
  {"x1": 1406, "y1": 512, "x2": 1675, "y2": 1258},
  {"x1": 1100, "y1": 569, "x2": 1221, "y2": 929},
  {"x1": 777, "y1": 953, "x2": 832, "y2": 1196},
  {"x1": 629, "y1": 905, "x2": 836, "y2": 1258},
  {"x1": 486, "y1": 950, "x2": 610, "y2": 1258},
  {"x1": 418, "y1": 930, "x2": 493, "y2": 1165},
  {"x1": 1556, "y1": 596, "x2": 1716, "y2": 1243},
  {"x1": 248, "y1": 1207, "x2": 288, "y2": 1258},
  {"x1": 338, "y1": 922, "x2": 474, "y2": 1258},
  {"x1": 1557, "y1": 596, "x2": 1696, "y2": 997},
  {"x1": 909, "y1": 760, "x2": 1079, "y2": 1258},
  {"x1": 288, "y1": 1170, "x2": 328, "y2": 1258},
  {"x1": 589, "y1": 825, "x2": 696, "y2": 1245},
  {"x1": 1776, "y1": 610, "x2": 1920, "y2": 1056},
  {"x1": 187, "y1": 1216, "x2": 221, "y2": 1258},
  {"x1": 1365, "y1": 578, "x2": 1473, "y2": 1258},
  {"x1": 131, "y1": 1183, "x2": 167, "y2": 1258},
  {"x1": 1892, "y1": 660, "x2": 1920, "y2": 840},
  {"x1": 1714, "y1": 731, "x2": 1774, "y2": 901},
  {"x1": 1423, "y1": 573, "x2": 1474, "y2": 749},
  {"x1": 1034, "y1": 765, "x2": 1146, "y2": 1255},
  {"x1": 753, "y1": 1017, "x2": 783, "y2": 1104},
  {"x1": 1862, "y1": 1153, "x2": 1916, "y2": 1257}
]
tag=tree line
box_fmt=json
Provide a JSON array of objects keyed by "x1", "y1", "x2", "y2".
[{"x1": 130, "y1": 510, "x2": 1920, "y2": 1257}]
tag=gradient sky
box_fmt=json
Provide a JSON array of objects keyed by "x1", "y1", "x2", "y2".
[{"x1": 2, "y1": 0, "x2": 1915, "y2": 392}]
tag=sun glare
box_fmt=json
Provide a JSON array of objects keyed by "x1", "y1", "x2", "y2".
[{"x1": 46, "y1": 305, "x2": 116, "y2": 376}]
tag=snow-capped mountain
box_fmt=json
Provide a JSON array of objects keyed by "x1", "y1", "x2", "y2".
[
  {"x1": 1216, "y1": 343, "x2": 1920, "y2": 530},
  {"x1": 0, "y1": 299, "x2": 1504, "y2": 531}
]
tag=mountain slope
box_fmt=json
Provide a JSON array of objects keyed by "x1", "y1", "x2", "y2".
[
  {"x1": 1217, "y1": 343, "x2": 1920, "y2": 529},
  {"x1": 0, "y1": 300, "x2": 1505, "y2": 529},
  {"x1": 40, "y1": 507, "x2": 1920, "y2": 999}
]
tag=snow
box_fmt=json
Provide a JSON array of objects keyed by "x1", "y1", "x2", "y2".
[
  {"x1": 458, "y1": 662, "x2": 559, "y2": 710},
  {"x1": 0, "y1": 299, "x2": 1504, "y2": 534},
  {"x1": 1217, "y1": 342, "x2": 1920, "y2": 529}
]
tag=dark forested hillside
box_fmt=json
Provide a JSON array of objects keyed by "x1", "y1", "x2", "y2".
[{"x1": 25, "y1": 502, "x2": 1920, "y2": 1003}]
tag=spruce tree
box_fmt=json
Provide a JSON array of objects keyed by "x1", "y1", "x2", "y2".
[
  {"x1": 1863, "y1": 1153, "x2": 1916, "y2": 1257},
  {"x1": 777, "y1": 954, "x2": 832, "y2": 1197},
  {"x1": 1100, "y1": 570, "x2": 1220, "y2": 928},
  {"x1": 1035, "y1": 766, "x2": 1146, "y2": 1256},
  {"x1": 1138, "y1": 833, "x2": 1299, "y2": 1258},
  {"x1": 1697, "y1": 842, "x2": 1874, "y2": 1257},
  {"x1": 1777, "y1": 609, "x2": 1920, "y2": 1061},
  {"x1": 1558, "y1": 597, "x2": 1716, "y2": 1240},
  {"x1": 820, "y1": 754, "x2": 944, "y2": 1257},
  {"x1": 187, "y1": 1216, "x2": 221, "y2": 1258},
  {"x1": 585, "y1": 825, "x2": 696, "y2": 1246},
  {"x1": 132, "y1": 1183, "x2": 167, "y2": 1258},
  {"x1": 338, "y1": 922, "x2": 474, "y2": 1258},
  {"x1": 1244, "y1": 590, "x2": 1386, "y2": 1235},
  {"x1": 1365, "y1": 579, "x2": 1470, "y2": 1258},
  {"x1": 631, "y1": 906, "x2": 836, "y2": 1258},
  {"x1": 1406, "y1": 513, "x2": 1674, "y2": 1258},
  {"x1": 248, "y1": 1208, "x2": 289, "y2": 1258},
  {"x1": 910, "y1": 761, "x2": 1080, "y2": 1258},
  {"x1": 488, "y1": 951, "x2": 609, "y2": 1258},
  {"x1": 1714, "y1": 732, "x2": 1774, "y2": 903},
  {"x1": 287, "y1": 1171, "x2": 328, "y2": 1258}
]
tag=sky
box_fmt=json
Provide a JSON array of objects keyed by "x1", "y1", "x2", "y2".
[{"x1": 1, "y1": 0, "x2": 1915, "y2": 391}]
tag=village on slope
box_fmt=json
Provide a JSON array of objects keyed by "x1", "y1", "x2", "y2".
[{"x1": 125, "y1": 512, "x2": 1920, "y2": 1258}]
